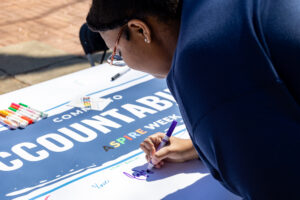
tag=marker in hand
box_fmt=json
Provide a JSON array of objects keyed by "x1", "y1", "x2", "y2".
[{"x1": 146, "y1": 120, "x2": 178, "y2": 172}]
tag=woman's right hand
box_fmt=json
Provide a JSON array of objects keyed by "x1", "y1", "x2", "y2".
[{"x1": 140, "y1": 132, "x2": 199, "y2": 168}]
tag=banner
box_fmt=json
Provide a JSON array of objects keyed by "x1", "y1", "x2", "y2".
[
  {"x1": 0, "y1": 78, "x2": 182, "y2": 198},
  {"x1": 0, "y1": 77, "x2": 240, "y2": 200}
]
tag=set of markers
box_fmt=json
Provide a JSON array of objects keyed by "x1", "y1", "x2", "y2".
[{"x1": 0, "y1": 103, "x2": 48, "y2": 130}]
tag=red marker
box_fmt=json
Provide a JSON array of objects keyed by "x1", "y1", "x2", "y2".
[
  {"x1": 5, "y1": 109, "x2": 33, "y2": 124},
  {"x1": 11, "y1": 103, "x2": 37, "y2": 115},
  {"x1": 8, "y1": 107, "x2": 38, "y2": 122},
  {"x1": 10, "y1": 104, "x2": 39, "y2": 121}
]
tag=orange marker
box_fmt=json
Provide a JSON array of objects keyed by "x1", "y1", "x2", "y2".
[
  {"x1": 5, "y1": 109, "x2": 33, "y2": 124},
  {"x1": 8, "y1": 107, "x2": 37, "y2": 122},
  {"x1": 0, "y1": 110, "x2": 27, "y2": 128},
  {"x1": 0, "y1": 115, "x2": 18, "y2": 129},
  {"x1": 10, "y1": 105, "x2": 39, "y2": 121}
]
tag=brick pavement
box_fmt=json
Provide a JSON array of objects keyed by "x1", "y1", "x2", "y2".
[
  {"x1": 0, "y1": 0, "x2": 91, "y2": 54},
  {"x1": 0, "y1": 0, "x2": 105, "y2": 94}
]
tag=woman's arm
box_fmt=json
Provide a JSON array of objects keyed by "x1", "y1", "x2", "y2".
[{"x1": 140, "y1": 132, "x2": 199, "y2": 168}]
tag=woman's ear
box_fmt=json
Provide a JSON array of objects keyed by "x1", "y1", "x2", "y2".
[{"x1": 128, "y1": 19, "x2": 151, "y2": 44}]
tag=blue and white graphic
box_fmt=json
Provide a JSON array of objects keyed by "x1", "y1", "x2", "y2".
[
  {"x1": 0, "y1": 78, "x2": 184, "y2": 199},
  {"x1": 0, "y1": 77, "x2": 241, "y2": 200}
]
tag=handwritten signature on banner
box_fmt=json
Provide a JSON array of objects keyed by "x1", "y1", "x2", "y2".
[
  {"x1": 123, "y1": 169, "x2": 154, "y2": 180},
  {"x1": 91, "y1": 180, "x2": 110, "y2": 190}
]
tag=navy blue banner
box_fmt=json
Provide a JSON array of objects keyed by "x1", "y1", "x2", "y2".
[{"x1": 0, "y1": 78, "x2": 183, "y2": 199}]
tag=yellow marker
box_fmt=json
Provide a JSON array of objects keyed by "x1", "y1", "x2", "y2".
[
  {"x1": 0, "y1": 110, "x2": 27, "y2": 128},
  {"x1": 5, "y1": 110, "x2": 29, "y2": 127}
]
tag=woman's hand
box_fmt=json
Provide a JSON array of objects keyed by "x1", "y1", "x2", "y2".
[{"x1": 140, "y1": 132, "x2": 199, "y2": 168}]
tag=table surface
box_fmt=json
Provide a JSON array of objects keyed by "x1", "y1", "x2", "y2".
[
  {"x1": 0, "y1": 64, "x2": 241, "y2": 200},
  {"x1": 0, "y1": 64, "x2": 147, "y2": 113}
]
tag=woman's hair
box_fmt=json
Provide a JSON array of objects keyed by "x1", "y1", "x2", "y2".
[{"x1": 86, "y1": 0, "x2": 181, "y2": 32}]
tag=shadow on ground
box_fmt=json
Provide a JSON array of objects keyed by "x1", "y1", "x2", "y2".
[
  {"x1": 0, "y1": 54, "x2": 85, "y2": 75},
  {"x1": 0, "y1": 53, "x2": 109, "y2": 94},
  {"x1": 0, "y1": 53, "x2": 109, "y2": 75},
  {"x1": 0, "y1": 40, "x2": 111, "y2": 94}
]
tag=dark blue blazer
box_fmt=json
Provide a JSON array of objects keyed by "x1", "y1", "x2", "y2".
[{"x1": 167, "y1": 0, "x2": 300, "y2": 199}]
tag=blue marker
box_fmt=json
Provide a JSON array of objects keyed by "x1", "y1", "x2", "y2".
[{"x1": 146, "y1": 120, "x2": 178, "y2": 172}]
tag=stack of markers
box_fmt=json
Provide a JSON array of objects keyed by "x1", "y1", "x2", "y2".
[
  {"x1": 82, "y1": 97, "x2": 92, "y2": 109},
  {"x1": 0, "y1": 103, "x2": 48, "y2": 130}
]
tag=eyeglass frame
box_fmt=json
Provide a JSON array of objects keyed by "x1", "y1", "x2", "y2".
[{"x1": 109, "y1": 25, "x2": 127, "y2": 66}]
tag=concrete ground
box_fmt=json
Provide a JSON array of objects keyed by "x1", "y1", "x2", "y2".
[{"x1": 0, "y1": 0, "x2": 108, "y2": 95}]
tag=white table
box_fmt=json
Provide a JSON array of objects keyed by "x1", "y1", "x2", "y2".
[
  {"x1": 0, "y1": 65, "x2": 147, "y2": 114},
  {"x1": 0, "y1": 64, "x2": 241, "y2": 200}
]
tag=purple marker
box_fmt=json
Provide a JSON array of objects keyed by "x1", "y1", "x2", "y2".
[{"x1": 146, "y1": 120, "x2": 178, "y2": 172}]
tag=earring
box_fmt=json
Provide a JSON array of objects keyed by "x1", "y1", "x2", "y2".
[{"x1": 144, "y1": 38, "x2": 150, "y2": 43}]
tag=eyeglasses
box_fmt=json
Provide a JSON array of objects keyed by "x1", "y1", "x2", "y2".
[{"x1": 107, "y1": 25, "x2": 127, "y2": 67}]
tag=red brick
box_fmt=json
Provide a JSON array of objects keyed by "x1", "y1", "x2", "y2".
[{"x1": 0, "y1": 0, "x2": 91, "y2": 55}]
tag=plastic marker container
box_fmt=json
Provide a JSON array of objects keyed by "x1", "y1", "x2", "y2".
[
  {"x1": 0, "y1": 115, "x2": 18, "y2": 129},
  {"x1": 8, "y1": 107, "x2": 38, "y2": 122},
  {"x1": 19, "y1": 103, "x2": 48, "y2": 118}
]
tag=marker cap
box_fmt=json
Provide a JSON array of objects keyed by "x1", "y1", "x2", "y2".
[
  {"x1": 11, "y1": 104, "x2": 38, "y2": 117},
  {"x1": 6, "y1": 109, "x2": 33, "y2": 124},
  {"x1": 19, "y1": 103, "x2": 28, "y2": 108},
  {"x1": 9, "y1": 107, "x2": 37, "y2": 122},
  {"x1": 0, "y1": 110, "x2": 9, "y2": 116},
  {"x1": 11, "y1": 103, "x2": 39, "y2": 118},
  {"x1": 166, "y1": 121, "x2": 178, "y2": 137},
  {"x1": 21, "y1": 116, "x2": 33, "y2": 124},
  {"x1": 0, "y1": 110, "x2": 13, "y2": 118},
  {"x1": 11, "y1": 103, "x2": 20, "y2": 109},
  {"x1": 11, "y1": 104, "x2": 20, "y2": 110},
  {"x1": 8, "y1": 107, "x2": 17, "y2": 112},
  {"x1": 19, "y1": 102, "x2": 48, "y2": 118}
]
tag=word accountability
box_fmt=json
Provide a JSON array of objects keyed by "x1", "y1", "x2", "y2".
[{"x1": 0, "y1": 89, "x2": 180, "y2": 172}]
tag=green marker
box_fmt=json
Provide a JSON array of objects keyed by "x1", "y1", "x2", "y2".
[
  {"x1": 19, "y1": 103, "x2": 48, "y2": 118},
  {"x1": 9, "y1": 107, "x2": 38, "y2": 122}
]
